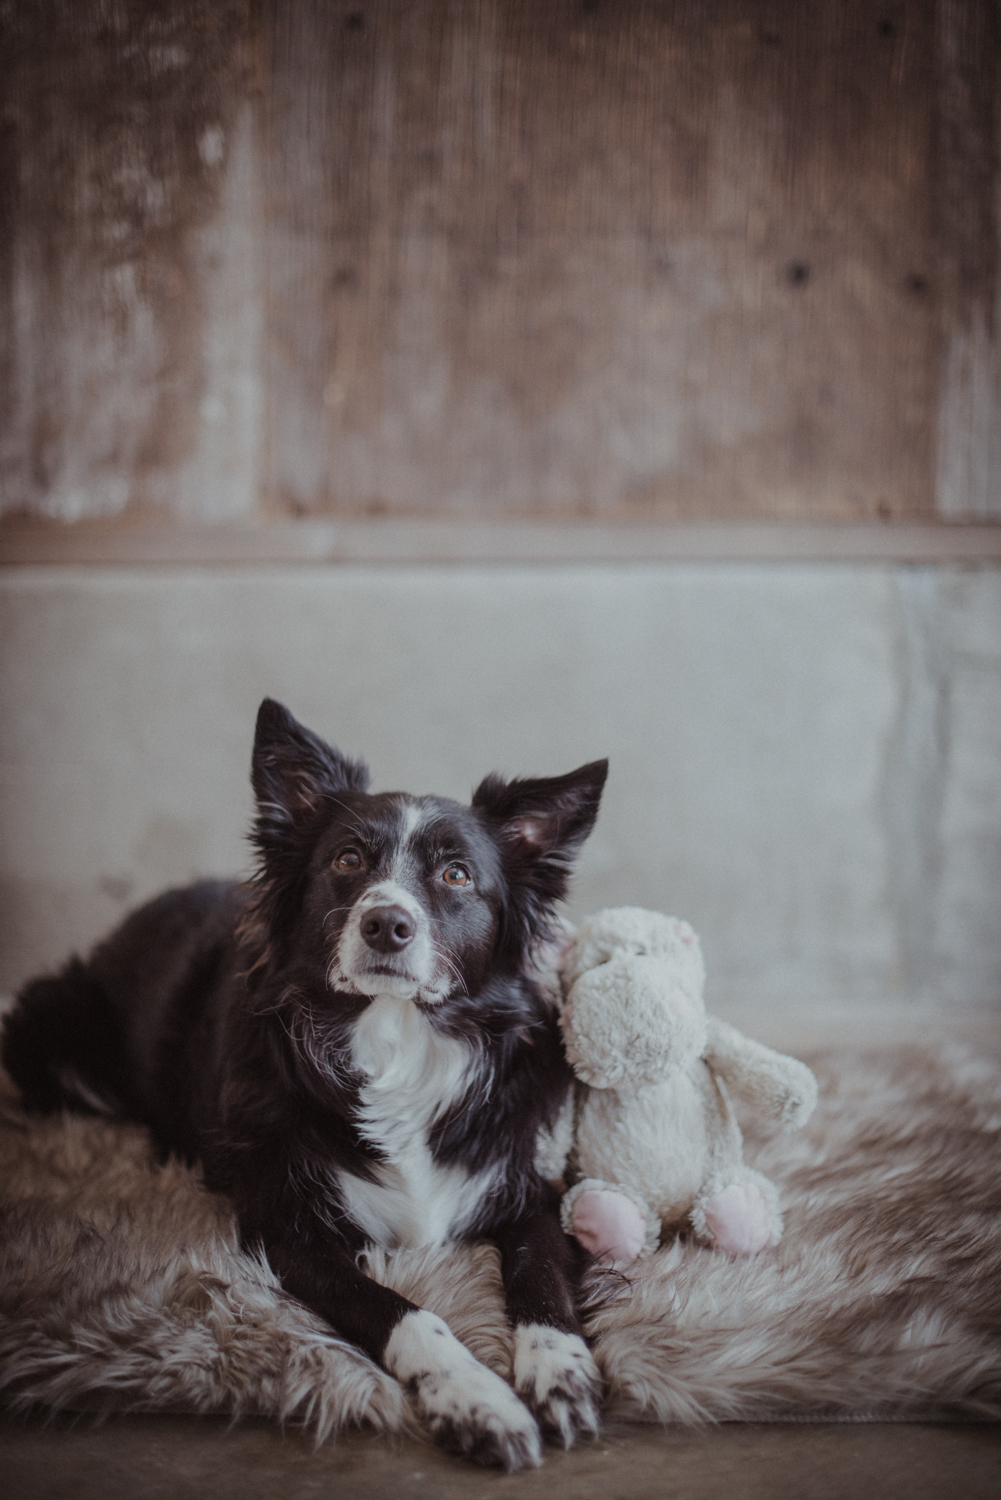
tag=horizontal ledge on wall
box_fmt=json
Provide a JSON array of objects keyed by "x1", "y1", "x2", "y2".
[{"x1": 1, "y1": 519, "x2": 1001, "y2": 567}]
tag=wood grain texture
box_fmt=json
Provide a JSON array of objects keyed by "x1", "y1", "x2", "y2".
[
  {"x1": 261, "y1": 0, "x2": 941, "y2": 521},
  {"x1": 0, "y1": 0, "x2": 256, "y2": 521},
  {"x1": 934, "y1": 0, "x2": 1001, "y2": 518},
  {"x1": 2, "y1": 518, "x2": 1000, "y2": 566},
  {"x1": 0, "y1": 1, "x2": 998, "y2": 527}
]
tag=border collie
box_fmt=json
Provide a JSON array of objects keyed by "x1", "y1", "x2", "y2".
[{"x1": 2, "y1": 699, "x2": 609, "y2": 1470}]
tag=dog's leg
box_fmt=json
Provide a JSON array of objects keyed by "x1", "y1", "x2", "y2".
[
  {"x1": 493, "y1": 1201, "x2": 603, "y2": 1447},
  {"x1": 258, "y1": 1226, "x2": 542, "y2": 1471}
]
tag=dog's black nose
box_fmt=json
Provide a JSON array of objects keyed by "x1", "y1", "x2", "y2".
[{"x1": 361, "y1": 905, "x2": 416, "y2": 953}]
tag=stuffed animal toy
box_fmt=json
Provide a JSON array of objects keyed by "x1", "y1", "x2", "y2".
[{"x1": 535, "y1": 908, "x2": 818, "y2": 1266}]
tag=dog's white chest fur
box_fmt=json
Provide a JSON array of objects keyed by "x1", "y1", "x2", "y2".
[{"x1": 340, "y1": 995, "x2": 495, "y2": 1248}]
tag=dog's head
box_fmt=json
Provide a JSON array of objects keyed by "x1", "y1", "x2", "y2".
[{"x1": 243, "y1": 699, "x2": 607, "y2": 1010}]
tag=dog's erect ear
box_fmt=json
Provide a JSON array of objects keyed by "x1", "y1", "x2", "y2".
[
  {"x1": 251, "y1": 699, "x2": 369, "y2": 830},
  {"x1": 472, "y1": 759, "x2": 608, "y2": 950},
  {"x1": 243, "y1": 702, "x2": 369, "y2": 976}
]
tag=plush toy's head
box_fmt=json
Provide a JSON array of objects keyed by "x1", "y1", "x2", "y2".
[
  {"x1": 559, "y1": 908, "x2": 708, "y2": 1089},
  {"x1": 562, "y1": 908, "x2": 706, "y2": 991}
]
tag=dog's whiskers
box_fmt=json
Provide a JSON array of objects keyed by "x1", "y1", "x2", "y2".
[{"x1": 322, "y1": 904, "x2": 354, "y2": 926}]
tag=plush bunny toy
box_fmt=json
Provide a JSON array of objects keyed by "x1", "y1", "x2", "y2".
[{"x1": 535, "y1": 908, "x2": 818, "y2": 1266}]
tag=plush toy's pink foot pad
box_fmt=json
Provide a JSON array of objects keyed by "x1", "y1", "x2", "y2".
[
  {"x1": 703, "y1": 1183, "x2": 771, "y2": 1256},
  {"x1": 570, "y1": 1190, "x2": 646, "y2": 1265}
]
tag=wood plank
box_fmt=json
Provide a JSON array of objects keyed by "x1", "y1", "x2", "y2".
[
  {"x1": 261, "y1": 0, "x2": 941, "y2": 521},
  {"x1": 3, "y1": 4, "x2": 998, "y2": 525},
  {"x1": 2, "y1": 519, "x2": 1000, "y2": 567}
]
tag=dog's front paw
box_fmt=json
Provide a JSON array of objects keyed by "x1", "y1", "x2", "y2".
[
  {"x1": 511, "y1": 1324, "x2": 602, "y2": 1448},
  {"x1": 385, "y1": 1309, "x2": 541, "y2": 1471}
]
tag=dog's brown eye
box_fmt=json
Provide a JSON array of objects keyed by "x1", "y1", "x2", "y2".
[
  {"x1": 335, "y1": 849, "x2": 363, "y2": 872},
  {"x1": 442, "y1": 864, "x2": 470, "y2": 887}
]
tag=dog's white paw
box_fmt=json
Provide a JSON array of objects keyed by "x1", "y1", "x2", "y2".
[
  {"x1": 511, "y1": 1324, "x2": 603, "y2": 1447},
  {"x1": 385, "y1": 1309, "x2": 541, "y2": 1471}
]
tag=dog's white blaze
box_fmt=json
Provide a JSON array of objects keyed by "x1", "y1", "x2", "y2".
[
  {"x1": 328, "y1": 802, "x2": 462, "y2": 1006},
  {"x1": 397, "y1": 799, "x2": 428, "y2": 849},
  {"x1": 342, "y1": 995, "x2": 496, "y2": 1248},
  {"x1": 385, "y1": 1309, "x2": 542, "y2": 1466}
]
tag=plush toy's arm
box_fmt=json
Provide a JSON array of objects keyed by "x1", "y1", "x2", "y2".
[{"x1": 704, "y1": 1017, "x2": 818, "y2": 1126}]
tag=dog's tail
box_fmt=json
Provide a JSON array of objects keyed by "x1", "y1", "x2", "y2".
[{"x1": 1, "y1": 959, "x2": 128, "y2": 1116}]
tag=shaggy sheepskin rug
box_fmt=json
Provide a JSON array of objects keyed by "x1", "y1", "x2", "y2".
[{"x1": 1, "y1": 1044, "x2": 1000, "y2": 1438}]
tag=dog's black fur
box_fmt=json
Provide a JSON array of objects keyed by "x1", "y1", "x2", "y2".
[{"x1": 2, "y1": 700, "x2": 608, "y2": 1469}]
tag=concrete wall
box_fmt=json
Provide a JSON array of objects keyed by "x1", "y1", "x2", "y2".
[{"x1": 2, "y1": 563, "x2": 999, "y2": 1006}]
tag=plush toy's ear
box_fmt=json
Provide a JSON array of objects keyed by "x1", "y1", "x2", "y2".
[
  {"x1": 251, "y1": 698, "x2": 369, "y2": 847},
  {"x1": 472, "y1": 759, "x2": 608, "y2": 952}
]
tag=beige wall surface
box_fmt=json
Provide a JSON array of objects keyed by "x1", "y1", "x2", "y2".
[
  {"x1": 2, "y1": 562, "x2": 999, "y2": 1007},
  {"x1": 2, "y1": 0, "x2": 1000, "y2": 527}
]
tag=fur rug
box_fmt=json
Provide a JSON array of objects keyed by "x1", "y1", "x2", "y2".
[{"x1": 2, "y1": 1045, "x2": 1000, "y2": 1437}]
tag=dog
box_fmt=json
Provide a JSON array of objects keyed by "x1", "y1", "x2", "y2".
[{"x1": 1, "y1": 698, "x2": 609, "y2": 1470}]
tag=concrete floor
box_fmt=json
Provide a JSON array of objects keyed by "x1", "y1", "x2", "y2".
[{"x1": 3, "y1": 1413, "x2": 1001, "y2": 1500}]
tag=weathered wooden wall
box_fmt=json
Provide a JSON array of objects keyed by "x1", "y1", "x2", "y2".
[
  {"x1": 1, "y1": 0, "x2": 999, "y2": 526},
  {"x1": 0, "y1": 1, "x2": 258, "y2": 521}
]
